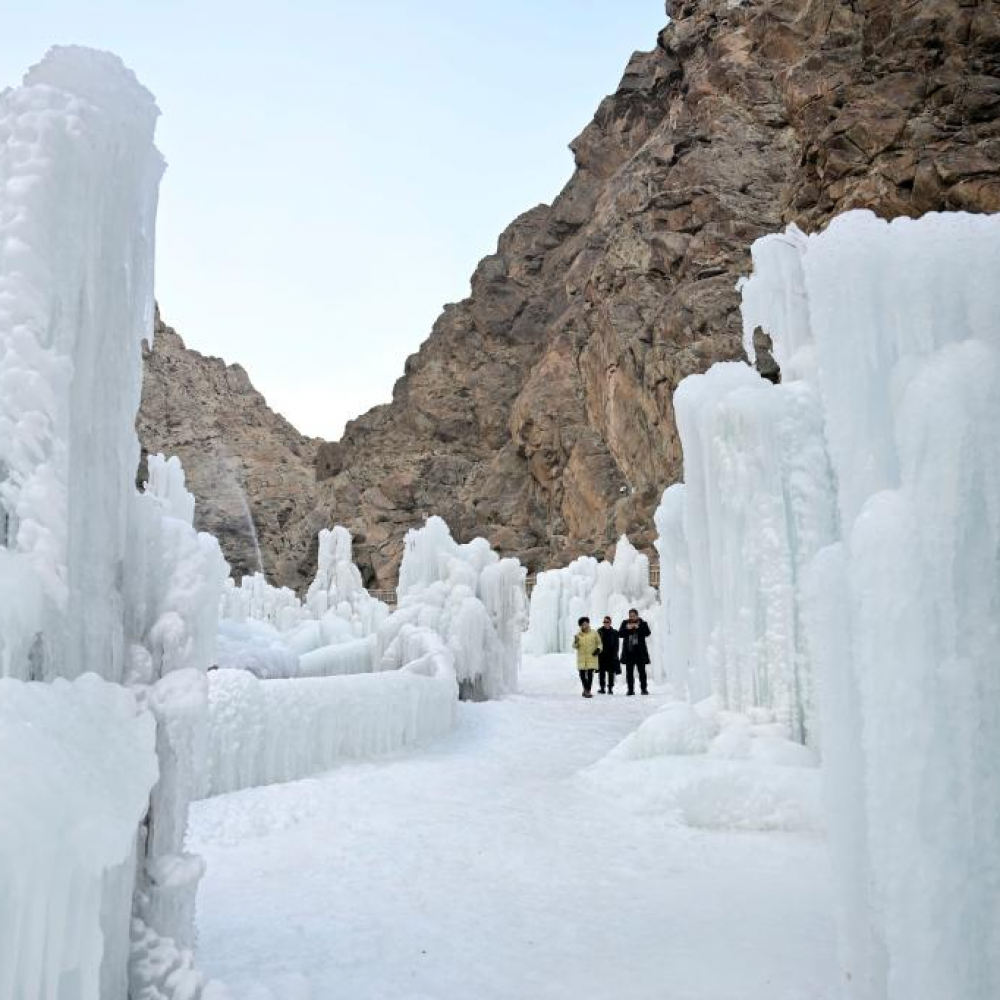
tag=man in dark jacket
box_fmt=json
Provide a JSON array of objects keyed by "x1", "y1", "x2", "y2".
[
  {"x1": 619, "y1": 608, "x2": 652, "y2": 696},
  {"x1": 596, "y1": 615, "x2": 620, "y2": 694}
]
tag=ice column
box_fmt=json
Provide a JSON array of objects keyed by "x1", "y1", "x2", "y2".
[
  {"x1": 652, "y1": 484, "x2": 696, "y2": 696},
  {"x1": 0, "y1": 46, "x2": 164, "y2": 683},
  {"x1": 740, "y1": 210, "x2": 1000, "y2": 999},
  {"x1": 668, "y1": 362, "x2": 836, "y2": 743},
  {"x1": 0, "y1": 48, "x2": 229, "y2": 999}
]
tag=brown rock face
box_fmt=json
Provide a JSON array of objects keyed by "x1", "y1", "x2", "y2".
[
  {"x1": 141, "y1": 0, "x2": 1000, "y2": 589},
  {"x1": 137, "y1": 314, "x2": 322, "y2": 587}
]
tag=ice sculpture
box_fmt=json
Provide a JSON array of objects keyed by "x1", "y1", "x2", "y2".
[{"x1": 525, "y1": 535, "x2": 658, "y2": 655}]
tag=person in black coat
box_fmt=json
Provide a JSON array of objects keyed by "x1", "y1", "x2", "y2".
[
  {"x1": 619, "y1": 608, "x2": 652, "y2": 696},
  {"x1": 596, "y1": 615, "x2": 620, "y2": 694}
]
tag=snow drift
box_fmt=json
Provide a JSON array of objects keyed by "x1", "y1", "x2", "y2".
[{"x1": 586, "y1": 698, "x2": 822, "y2": 834}]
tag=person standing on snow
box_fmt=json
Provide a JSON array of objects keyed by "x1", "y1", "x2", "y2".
[
  {"x1": 597, "y1": 615, "x2": 620, "y2": 694},
  {"x1": 619, "y1": 608, "x2": 651, "y2": 696},
  {"x1": 572, "y1": 616, "x2": 602, "y2": 699}
]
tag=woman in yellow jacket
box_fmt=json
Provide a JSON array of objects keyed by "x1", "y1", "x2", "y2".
[{"x1": 572, "y1": 616, "x2": 602, "y2": 698}]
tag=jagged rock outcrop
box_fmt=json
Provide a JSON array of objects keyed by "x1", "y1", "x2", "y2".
[
  {"x1": 142, "y1": 0, "x2": 1000, "y2": 589},
  {"x1": 137, "y1": 315, "x2": 322, "y2": 586}
]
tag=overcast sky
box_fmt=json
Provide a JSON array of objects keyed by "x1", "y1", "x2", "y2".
[{"x1": 2, "y1": 2, "x2": 666, "y2": 439}]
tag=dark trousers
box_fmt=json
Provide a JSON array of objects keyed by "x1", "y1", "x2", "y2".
[
  {"x1": 598, "y1": 662, "x2": 617, "y2": 692},
  {"x1": 624, "y1": 661, "x2": 648, "y2": 694},
  {"x1": 579, "y1": 669, "x2": 594, "y2": 694}
]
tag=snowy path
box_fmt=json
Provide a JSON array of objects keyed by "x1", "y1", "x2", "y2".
[{"x1": 189, "y1": 656, "x2": 838, "y2": 999}]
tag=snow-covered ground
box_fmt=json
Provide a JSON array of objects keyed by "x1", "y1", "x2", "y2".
[{"x1": 190, "y1": 655, "x2": 838, "y2": 999}]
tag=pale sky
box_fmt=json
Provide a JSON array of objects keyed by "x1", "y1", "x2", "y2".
[{"x1": 2, "y1": 2, "x2": 667, "y2": 440}]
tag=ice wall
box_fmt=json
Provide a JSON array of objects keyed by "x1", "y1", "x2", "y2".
[
  {"x1": 525, "y1": 536, "x2": 658, "y2": 655},
  {"x1": 381, "y1": 516, "x2": 526, "y2": 699},
  {"x1": 652, "y1": 485, "x2": 694, "y2": 696},
  {"x1": 736, "y1": 211, "x2": 1000, "y2": 998},
  {"x1": 202, "y1": 639, "x2": 458, "y2": 796}
]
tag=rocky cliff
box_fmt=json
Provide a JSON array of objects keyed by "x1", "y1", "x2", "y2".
[
  {"x1": 141, "y1": 0, "x2": 1000, "y2": 589},
  {"x1": 137, "y1": 314, "x2": 322, "y2": 584}
]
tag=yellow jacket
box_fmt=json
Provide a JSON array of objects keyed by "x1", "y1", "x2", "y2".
[{"x1": 572, "y1": 629, "x2": 602, "y2": 670}]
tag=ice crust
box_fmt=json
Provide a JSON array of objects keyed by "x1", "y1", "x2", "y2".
[
  {"x1": 525, "y1": 534, "x2": 658, "y2": 655},
  {"x1": 657, "y1": 210, "x2": 1000, "y2": 998}
]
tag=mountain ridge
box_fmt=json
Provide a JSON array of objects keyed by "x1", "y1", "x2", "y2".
[{"x1": 140, "y1": 0, "x2": 1000, "y2": 588}]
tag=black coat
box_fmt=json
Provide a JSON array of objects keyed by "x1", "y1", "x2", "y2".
[
  {"x1": 618, "y1": 618, "x2": 651, "y2": 665},
  {"x1": 597, "y1": 626, "x2": 619, "y2": 668}
]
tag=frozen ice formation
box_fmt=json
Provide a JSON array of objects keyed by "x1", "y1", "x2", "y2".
[
  {"x1": 0, "y1": 45, "x2": 163, "y2": 682},
  {"x1": 656, "y1": 210, "x2": 1000, "y2": 998},
  {"x1": 218, "y1": 525, "x2": 390, "y2": 676},
  {"x1": 379, "y1": 515, "x2": 526, "y2": 700},
  {"x1": 0, "y1": 675, "x2": 158, "y2": 1000},
  {"x1": 0, "y1": 47, "x2": 227, "y2": 999},
  {"x1": 652, "y1": 362, "x2": 836, "y2": 743},
  {"x1": 525, "y1": 534, "x2": 658, "y2": 655},
  {"x1": 203, "y1": 638, "x2": 458, "y2": 796},
  {"x1": 0, "y1": 47, "x2": 467, "y2": 996},
  {"x1": 740, "y1": 210, "x2": 1000, "y2": 1000}
]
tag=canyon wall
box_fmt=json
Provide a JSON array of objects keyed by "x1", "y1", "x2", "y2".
[{"x1": 141, "y1": 0, "x2": 1000, "y2": 588}]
